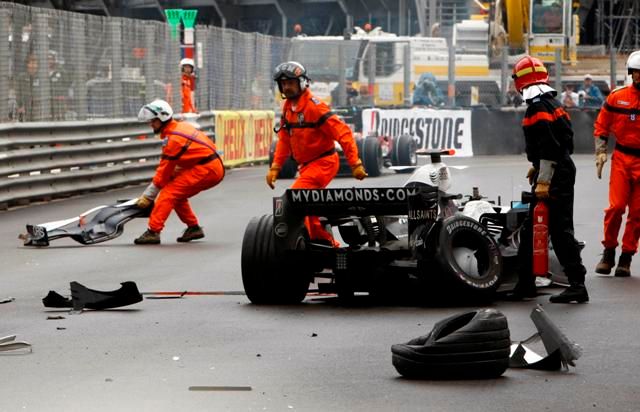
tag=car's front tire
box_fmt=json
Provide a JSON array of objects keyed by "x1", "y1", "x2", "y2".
[{"x1": 434, "y1": 216, "x2": 502, "y2": 298}]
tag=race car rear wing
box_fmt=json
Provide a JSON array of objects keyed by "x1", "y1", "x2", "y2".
[{"x1": 274, "y1": 186, "x2": 438, "y2": 220}]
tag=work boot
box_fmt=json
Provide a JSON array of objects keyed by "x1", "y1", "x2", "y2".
[
  {"x1": 134, "y1": 229, "x2": 160, "y2": 245},
  {"x1": 505, "y1": 280, "x2": 537, "y2": 301},
  {"x1": 549, "y1": 283, "x2": 589, "y2": 304},
  {"x1": 595, "y1": 248, "x2": 616, "y2": 274},
  {"x1": 614, "y1": 252, "x2": 633, "y2": 277},
  {"x1": 177, "y1": 225, "x2": 204, "y2": 243}
]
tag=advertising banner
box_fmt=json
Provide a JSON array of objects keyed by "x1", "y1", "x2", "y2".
[
  {"x1": 214, "y1": 111, "x2": 274, "y2": 166},
  {"x1": 362, "y1": 108, "x2": 473, "y2": 157}
]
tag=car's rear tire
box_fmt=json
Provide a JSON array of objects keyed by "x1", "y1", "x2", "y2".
[
  {"x1": 395, "y1": 134, "x2": 418, "y2": 166},
  {"x1": 361, "y1": 136, "x2": 383, "y2": 177},
  {"x1": 435, "y1": 216, "x2": 502, "y2": 298},
  {"x1": 241, "y1": 215, "x2": 310, "y2": 304}
]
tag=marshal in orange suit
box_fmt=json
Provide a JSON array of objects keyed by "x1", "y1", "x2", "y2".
[
  {"x1": 134, "y1": 99, "x2": 224, "y2": 245},
  {"x1": 266, "y1": 61, "x2": 367, "y2": 246}
]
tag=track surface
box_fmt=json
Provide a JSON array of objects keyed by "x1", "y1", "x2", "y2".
[{"x1": 1, "y1": 155, "x2": 639, "y2": 411}]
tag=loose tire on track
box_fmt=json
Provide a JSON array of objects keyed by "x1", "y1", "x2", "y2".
[
  {"x1": 435, "y1": 215, "x2": 502, "y2": 298},
  {"x1": 241, "y1": 215, "x2": 310, "y2": 304},
  {"x1": 391, "y1": 309, "x2": 510, "y2": 379}
]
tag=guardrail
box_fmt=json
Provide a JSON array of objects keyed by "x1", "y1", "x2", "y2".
[
  {"x1": 0, "y1": 110, "x2": 275, "y2": 210},
  {"x1": 0, "y1": 111, "x2": 216, "y2": 210}
]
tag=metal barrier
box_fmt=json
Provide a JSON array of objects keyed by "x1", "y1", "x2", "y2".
[{"x1": 0, "y1": 111, "x2": 216, "y2": 210}]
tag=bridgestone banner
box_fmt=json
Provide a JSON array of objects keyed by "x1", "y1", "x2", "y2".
[{"x1": 362, "y1": 108, "x2": 473, "y2": 157}]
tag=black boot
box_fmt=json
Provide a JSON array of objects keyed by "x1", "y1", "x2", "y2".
[
  {"x1": 549, "y1": 283, "x2": 589, "y2": 304},
  {"x1": 595, "y1": 248, "x2": 616, "y2": 274},
  {"x1": 614, "y1": 252, "x2": 632, "y2": 277},
  {"x1": 506, "y1": 280, "x2": 537, "y2": 301}
]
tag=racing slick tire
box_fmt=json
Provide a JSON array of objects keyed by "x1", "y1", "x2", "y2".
[
  {"x1": 391, "y1": 309, "x2": 510, "y2": 379},
  {"x1": 269, "y1": 141, "x2": 297, "y2": 179},
  {"x1": 392, "y1": 134, "x2": 418, "y2": 168},
  {"x1": 358, "y1": 136, "x2": 383, "y2": 177},
  {"x1": 241, "y1": 215, "x2": 311, "y2": 304},
  {"x1": 435, "y1": 216, "x2": 502, "y2": 298}
]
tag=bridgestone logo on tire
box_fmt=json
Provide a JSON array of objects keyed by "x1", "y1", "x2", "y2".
[{"x1": 446, "y1": 219, "x2": 486, "y2": 236}]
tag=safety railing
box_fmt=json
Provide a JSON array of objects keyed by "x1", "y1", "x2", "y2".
[
  {"x1": 0, "y1": 109, "x2": 274, "y2": 210},
  {"x1": 0, "y1": 111, "x2": 216, "y2": 209}
]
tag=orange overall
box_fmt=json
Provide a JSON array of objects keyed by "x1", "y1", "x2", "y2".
[
  {"x1": 149, "y1": 120, "x2": 224, "y2": 232},
  {"x1": 272, "y1": 89, "x2": 359, "y2": 244},
  {"x1": 594, "y1": 85, "x2": 640, "y2": 254},
  {"x1": 181, "y1": 73, "x2": 197, "y2": 113}
]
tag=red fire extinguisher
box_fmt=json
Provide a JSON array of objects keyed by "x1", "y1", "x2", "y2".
[{"x1": 532, "y1": 200, "x2": 549, "y2": 276}]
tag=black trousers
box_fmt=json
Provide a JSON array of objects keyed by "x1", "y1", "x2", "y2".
[{"x1": 518, "y1": 159, "x2": 587, "y2": 285}]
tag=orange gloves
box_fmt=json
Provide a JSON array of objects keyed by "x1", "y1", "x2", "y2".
[
  {"x1": 266, "y1": 165, "x2": 281, "y2": 189},
  {"x1": 535, "y1": 182, "x2": 550, "y2": 199},
  {"x1": 351, "y1": 160, "x2": 367, "y2": 180},
  {"x1": 595, "y1": 137, "x2": 608, "y2": 180},
  {"x1": 136, "y1": 196, "x2": 153, "y2": 209}
]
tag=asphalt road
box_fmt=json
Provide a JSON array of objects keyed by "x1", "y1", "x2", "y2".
[{"x1": 1, "y1": 155, "x2": 639, "y2": 411}]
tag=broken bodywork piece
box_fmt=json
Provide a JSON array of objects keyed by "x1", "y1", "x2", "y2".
[
  {"x1": 43, "y1": 281, "x2": 143, "y2": 311},
  {"x1": 0, "y1": 335, "x2": 32, "y2": 354},
  {"x1": 509, "y1": 304, "x2": 582, "y2": 371},
  {"x1": 21, "y1": 199, "x2": 150, "y2": 247}
]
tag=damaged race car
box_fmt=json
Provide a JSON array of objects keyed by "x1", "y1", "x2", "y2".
[
  {"x1": 20, "y1": 199, "x2": 150, "y2": 246},
  {"x1": 242, "y1": 149, "x2": 574, "y2": 304},
  {"x1": 268, "y1": 132, "x2": 418, "y2": 179}
]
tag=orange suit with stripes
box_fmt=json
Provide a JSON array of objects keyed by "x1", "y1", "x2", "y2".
[
  {"x1": 594, "y1": 85, "x2": 640, "y2": 254},
  {"x1": 272, "y1": 89, "x2": 359, "y2": 244},
  {"x1": 148, "y1": 120, "x2": 224, "y2": 232}
]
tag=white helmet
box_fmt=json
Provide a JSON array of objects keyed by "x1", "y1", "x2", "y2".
[
  {"x1": 627, "y1": 51, "x2": 640, "y2": 74},
  {"x1": 138, "y1": 99, "x2": 173, "y2": 122},
  {"x1": 180, "y1": 58, "x2": 195, "y2": 68}
]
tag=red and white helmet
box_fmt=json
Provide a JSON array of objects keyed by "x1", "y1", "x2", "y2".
[{"x1": 512, "y1": 55, "x2": 549, "y2": 93}]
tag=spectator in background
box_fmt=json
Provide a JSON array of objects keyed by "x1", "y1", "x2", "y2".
[
  {"x1": 293, "y1": 23, "x2": 306, "y2": 37},
  {"x1": 412, "y1": 72, "x2": 444, "y2": 107},
  {"x1": 180, "y1": 58, "x2": 197, "y2": 113},
  {"x1": 506, "y1": 82, "x2": 523, "y2": 107},
  {"x1": 561, "y1": 84, "x2": 580, "y2": 108},
  {"x1": 578, "y1": 74, "x2": 604, "y2": 108},
  {"x1": 48, "y1": 50, "x2": 72, "y2": 120},
  {"x1": 330, "y1": 80, "x2": 359, "y2": 107},
  {"x1": 16, "y1": 51, "x2": 39, "y2": 121}
]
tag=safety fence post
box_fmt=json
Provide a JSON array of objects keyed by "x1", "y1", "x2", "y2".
[
  {"x1": 338, "y1": 43, "x2": 346, "y2": 107},
  {"x1": 500, "y1": 46, "x2": 508, "y2": 106},
  {"x1": 610, "y1": 46, "x2": 617, "y2": 89},
  {"x1": 144, "y1": 24, "x2": 157, "y2": 103},
  {"x1": 195, "y1": 25, "x2": 209, "y2": 110},
  {"x1": 403, "y1": 43, "x2": 411, "y2": 106},
  {"x1": 71, "y1": 15, "x2": 88, "y2": 120},
  {"x1": 447, "y1": 38, "x2": 456, "y2": 107},
  {"x1": 554, "y1": 48, "x2": 562, "y2": 99},
  {"x1": 0, "y1": 9, "x2": 10, "y2": 123},
  {"x1": 34, "y1": 13, "x2": 51, "y2": 121},
  {"x1": 109, "y1": 20, "x2": 123, "y2": 118}
]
